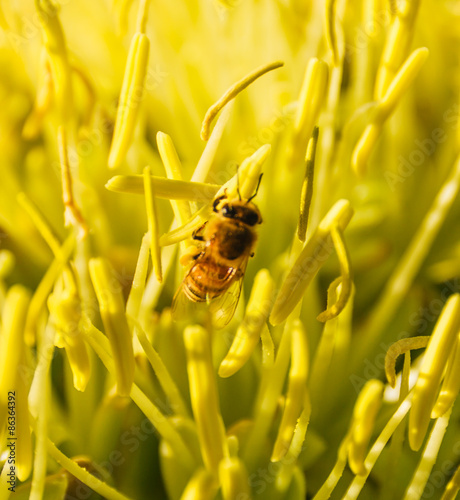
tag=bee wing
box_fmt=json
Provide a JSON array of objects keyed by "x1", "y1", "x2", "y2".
[
  {"x1": 171, "y1": 262, "x2": 208, "y2": 323},
  {"x1": 171, "y1": 281, "x2": 197, "y2": 322},
  {"x1": 209, "y1": 257, "x2": 249, "y2": 329}
]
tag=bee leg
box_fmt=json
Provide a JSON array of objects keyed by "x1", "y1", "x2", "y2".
[
  {"x1": 192, "y1": 222, "x2": 207, "y2": 241},
  {"x1": 180, "y1": 245, "x2": 202, "y2": 266},
  {"x1": 212, "y1": 192, "x2": 227, "y2": 212},
  {"x1": 250, "y1": 252, "x2": 255, "y2": 258}
]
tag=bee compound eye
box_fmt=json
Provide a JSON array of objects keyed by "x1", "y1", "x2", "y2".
[
  {"x1": 246, "y1": 211, "x2": 260, "y2": 226},
  {"x1": 222, "y1": 204, "x2": 235, "y2": 217}
]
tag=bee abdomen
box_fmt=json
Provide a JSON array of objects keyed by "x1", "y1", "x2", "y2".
[{"x1": 184, "y1": 262, "x2": 234, "y2": 302}]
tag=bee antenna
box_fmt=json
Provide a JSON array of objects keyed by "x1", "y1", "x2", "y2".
[
  {"x1": 236, "y1": 166, "x2": 242, "y2": 201},
  {"x1": 246, "y1": 173, "x2": 263, "y2": 203}
]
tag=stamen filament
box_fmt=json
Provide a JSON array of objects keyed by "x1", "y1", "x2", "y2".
[
  {"x1": 106, "y1": 175, "x2": 220, "y2": 200},
  {"x1": 219, "y1": 269, "x2": 274, "y2": 378},
  {"x1": 143, "y1": 166, "x2": 163, "y2": 282},
  {"x1": 287, "y1": 58, "x2": 329, "y2": 170},
  {"x1": 348, "y1": 379, "x2": 384, "y2": 475},
  {"x1": 108, "y1": 32, "x2": 150, "y2": 169},
  {"x1": 200, "y1": 61, "x2": 284, "y2": 141},
  {"x1": 298, "y1": 127, "x2": 319, "y2": 242},
  {"x1": 88, "y1": 258, "x2": 135, "y2": 397},
  {"x1": 272, "y1": 319, "x2": 309, "y2": 462},
  {"x1": 184, "y1": 325, "x2": 228, "y2": 475},
  {"x1": 384, "y1": 336, "x2": 429, "y2": 389},
  {"x1": 270, "y1": 199, "x2": 354, "y2": 326},
  {"x1": 157, "y1": 132, "x2": 192, "y2": 225},
  {"x1": 316, "y1": 224, "x2": 353, "y2": 322}
]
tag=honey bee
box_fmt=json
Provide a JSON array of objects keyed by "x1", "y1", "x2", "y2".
[{"x1": 172, "y1": 176, "x2": 263, "y2": 327}]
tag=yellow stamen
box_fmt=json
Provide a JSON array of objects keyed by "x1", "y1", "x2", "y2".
[
  {"x1": 106, "y1": 175, "x2": 220, "y2": 200},
  {"x1": 274, "y1": 394, "x2": 311, "y2": 494},
  {"x1": 157, "y1": 132, "x2": 192, "y2": 226},
  {"x1": 45, "y1": 437, "x2": 133, "y2": 500},
  {"x1": 441, "y1": 463, "x2": 460, "y2": 500},
  {"x1": 135, "y1": 0, "x2": 151, "y2": 34},
  {"x1": 343, "y1": 392, "x2": 413, "y2": 499},
  {"x1": 17, "y1": 192, "x2": 62, "y2": 257},
  {"x1": 24, "y1": 235, "x2": 75, "y2": 346},
  {"x1": 48, "y1": 285, "x2": 91, "y2": 392},
  {"x1": 348, "y1": 379, "x2": 384, "y2": 475},
  {"x1": 34, "y1": 0, "x2": 72, "y2": 122},
  {"x1": 108, "y1": 32, "x2": 150, "y2": 169},
  {"x1": 184, "y1": 325, "x2": 228, "y2": 476},
  {"x1": 287, "y1": 58, "x2": 329, "y2": 170},
  {"x1": 29, "y1": 322, "x2": 55, "y2": 499},
  {"x1": 312, "y1": 433, "x2": 351, "y2": 500},
  {"x1": 260, "y1": 323, "x2": 275, "y2": 368},
  {"x1": 126, "y1": 233, "x2": 150, "y2": 319},
  {"x1": 325, "y1": 0, "x2": 339, "y2": 66},
  {"x1": 316, "y1": 223, "x2": 353, "y2": 322},
  {"x1": 57, "y1": 126, "x2": 88, "y2": 238},
  {"x1": 0, "y1": 286, "x2": 31, "y2": 401},
  {"x1": 242, "y1": 317, "x2": 294, "y2": 469},
  {"x1": 22, "y1": 51, "x2": 53, "y2": 139},
  {"x1": 270, "y1": 199, "x2": 354, "y2": 326},
  {"x1": 219, "y1": 457, "x2": 251, "y2": 500},
  {"x1": 359, "y1": 151, "x2": 460, "y2": 360},
  {"x1": 15, "y1": 347, "x2": 33, "y2": 482},
  {"x1": 88, "y1": 258, "x2": 135, "y2": 397},
  {"x1": 0, "y1": 286, "x2": 33, "y2": 482},
  {"x1": 82, "y1": 319, "x2": 196, "y2": 469},
  {"x1": 310, "y1": 283, "x2": 354, "y2": 411},
  {"x1": 180, "y1": 469, "x2": 218, "y2": 500},
  {"x1": 384, "y1": 336, "x2": 429, "y2": 388},
  {"x1": 135, "y1": 326, "x2": 190, "y2": 417},
  {"x1": 143, "y1": 166, "x2": 163, "y2": 282},
  {"x1": 432, "y1": 332, "x2": 460, "y2": 418},
  {"x1": 191, "y1": 103, "x2": 234, "y2": 185},
  {"x1": 298, "y1": 127, "x2": 319, "y2": 242},
  {"x1": 200, "y1": 61, "x2": 284, "y2": 141},
  {"x1": 272, "y1": 319, "x2": 309, "y2": 462},
  {"x1": 184, "y1": 326, "x2": 228, "y2": 476},
  {"x1": 409, "y1": 294, "x2": 460, "y2": 451},
  {"x1": 213, "y1": 144, "x2": 271, "y2": 203},
  {"x1": 219, "y1": 269, "x2": 274, "y2": 378},
  {"x1": 374, "y1": 0, "x2": 421, "y2": 98},
  {"x1": 160, "y1": 204, "x2": 210, "y2": 247},
  {"x1": 0, "y1": 250, "x2": 15, "y2": 279},
  {"x1": 404, "y1": 407, "x2": 452, "y2": 500},
  {"x1": 352, "y1": 47, "x2": 429, "y2": 175}
]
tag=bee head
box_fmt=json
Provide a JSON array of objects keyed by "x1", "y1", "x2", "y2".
[{"x1": 217, "y1": 200, "x2": 262, "y2": 226}]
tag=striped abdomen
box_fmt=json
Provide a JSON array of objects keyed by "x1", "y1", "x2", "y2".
[{"x1": 183, "y1": 261, "x2": 237, "y2": 302}]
